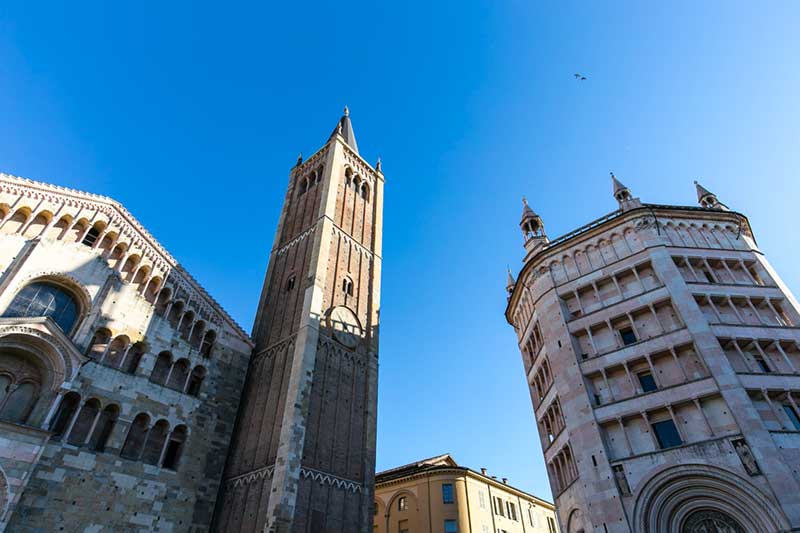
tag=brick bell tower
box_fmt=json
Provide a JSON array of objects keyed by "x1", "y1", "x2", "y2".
[{"x1": 213, "y1": 108, "x2": 383, "y2": 532}]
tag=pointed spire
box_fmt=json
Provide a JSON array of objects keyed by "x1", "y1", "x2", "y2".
[
  {"x1": 610, "y1": 172, "x2": 641, "y2": 210},
  {"x1": 521, "y1": 196, "x2": 536, "y2": 219},
  {"x1": 506, "y1": 267, "x2": 516, "y2": 294},
  {"x1": 296, "y1": 153, "x2": 303, "y2": 166},
  {"x1": 329, "y1": 106, "x2": 359, "y2": 153},
  {"x1": 611, "y1": 172, "x2": 627, "y2": 195},
  {"x1": 695, "y1": 180, "x2": 724, "y2": 209},
  {"x1": 611, "y1": 172, "x2": 632, "y2": 203}
]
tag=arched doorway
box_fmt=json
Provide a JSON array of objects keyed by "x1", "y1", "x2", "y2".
[{"x1": 633, "y1": 464, "x2": 790, "y2": 533}]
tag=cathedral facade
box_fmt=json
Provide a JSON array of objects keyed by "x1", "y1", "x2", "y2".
[
  {"x1": 0, "y1": 110, "x2": 381, "y2": 533},
  {"x1": 506, "y1": 178, "x2": 800, "y2": 532}
]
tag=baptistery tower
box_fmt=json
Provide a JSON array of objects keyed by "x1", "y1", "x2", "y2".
[
  {"x1": 506, "y1": 176, "x2": 800, "y2": 533},
  {"x1": 214, "y1": 109, "x2": 384, "y2": 532}
]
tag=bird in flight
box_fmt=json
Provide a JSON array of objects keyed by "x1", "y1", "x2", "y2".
[{"x1": 574, "y1": 73, "x2": 587, "y2": 80}]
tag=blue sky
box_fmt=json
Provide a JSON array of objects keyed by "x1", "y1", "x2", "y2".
[{"x1": 1, "y1": 1, "x2": 799, "y2": 500}]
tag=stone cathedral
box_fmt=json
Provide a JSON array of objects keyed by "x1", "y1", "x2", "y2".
[
  {"x1": 506, "y1": 177, "x2": 800, "y2": 533},
  {"x1": 0, "y1": 109, "x2": 381, "y2": 532}
]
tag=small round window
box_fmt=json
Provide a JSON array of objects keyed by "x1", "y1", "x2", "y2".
[{"x1": 4, "y1": 282, "x2": 80, "y2": 333}]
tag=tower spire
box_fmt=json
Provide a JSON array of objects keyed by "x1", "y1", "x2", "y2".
[{"x1": 329, "y1": 106, "x2": 359, "y2": 153}]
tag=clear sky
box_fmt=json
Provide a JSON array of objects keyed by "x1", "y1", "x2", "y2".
[{"x1": 1, "y1": 1, "x2": 799, "y2": 500}]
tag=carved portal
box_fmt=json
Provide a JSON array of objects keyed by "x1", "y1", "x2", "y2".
[{"x1": 682, "y1": 509, "x2": 745, "y2": 533}]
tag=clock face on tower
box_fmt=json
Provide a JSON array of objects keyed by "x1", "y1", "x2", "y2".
[{"x1": 327, "y1": 306, "x2": 362, "y2": 348}]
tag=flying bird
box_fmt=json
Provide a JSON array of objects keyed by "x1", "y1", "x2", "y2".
[{"x1": 574, "y1": 73, "x2": 587, "y2": 81}]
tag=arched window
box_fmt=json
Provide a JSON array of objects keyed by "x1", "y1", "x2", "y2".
[
  {"x1": 120, "y1": 413, "x2": 150, "y2": 460},
  {"x1": 345, "y1": 167, "x2": 353, "y2": 186},
  {"x1": 168, "y1": 301, "x2": 184, "y2": 328},
  {"x1": 315, "y1": 167, "x2": 323, "y2": 184},
  {"x1": 2, "y1": 209, "x2": 29, "y2": 234},
  {"x1": 0, "y1": 349, "x2": 44, "y2": 425},
  {"x1": 298, "y1": 177, "x2": 309, "y2": 196},
  {"x1": 67, "y1": 398, "x2": 101, "y2": 446},
  {"x1": 89, "y1": 404, "x2": 119, "y2": 452},
  {"x1": 162, "y1": 425, "x2": 187, "y2": 470},
  {"x1": 186, "y1": 366, "x2": 206, "y2": 396},
  {"x1": 179, "y1": 311, "x2": 195, "y2": 340},
  {"x1": 4, "y1": 281, "x2": 80, "y2": 333},
  {"x1": 103, "y1": 336, "x2": 129, "y2": 369},
  {"x1": 23, "y1": 212, "x2": 50, "y2": 238},
  {"x1": 142, "y1": 419, "x2": 169, "y2": 465},
  {"x1": 144, "y1": 277, "x2": 162, "y2": 304},
  {"x1": 154, "y1": 288, "x2": 171, "y2": 316},
  {"x1": 167, "y1": 359, "x2": 190, "y2": 391},
  {"x1": 360, "y1": 183, "x2": 370, "y2": 201},
  {"x1": 190, "y1": 320, "x2": 206, "y2": 350},
  {"x1": 342, "y1": 277, "x2": 354, "y2": 297},
  {"x1": 121, "y1": 255, "x2": 140, "y2": 281},
  {"x1": 285, "y1": 275, "x2": 296, "y2": 292},
  {"x1": 200, "y1": 330, "x2": 216, "y2": 358},
  {"x1": 150, "y1": 352, "x2": 172, "y2": 385},
  {"x1": 123, "y1": 342, "x2": 146, "y2": 374},
  {"x1": 48, "y1": 216, "x2": 71, "y2": 240},
  {"x1": 68, "y1": 219, "x2": 88, "y2": 243},
  {"x1": 49, "y1": 392, "x2": 81, "y2": 439},
  {"x1": 86, "y1": 328, "x2": 112, "y2": 360},
  {"x1": 81, "y1": 226, "x2": 100, "y2": 247}
]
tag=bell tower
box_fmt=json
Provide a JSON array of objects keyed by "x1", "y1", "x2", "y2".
[{"x1": 213, "y1": 108, "x2": 383, "y2": 533}]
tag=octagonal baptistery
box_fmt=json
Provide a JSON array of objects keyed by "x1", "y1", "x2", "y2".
[
  {"x1": 506, "y1": 177, "x2": 800, "y2": 533},
  {"x1": 0, "y1": 173, "x2": 253, "y2": 532}
]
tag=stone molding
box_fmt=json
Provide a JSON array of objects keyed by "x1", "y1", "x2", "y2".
[
  {"x1": 0, "y1": 173, "x2": 250, "y2": 343},
  {"x1": 275, "y1": 225, "x2": 316, "y2": 257},
  {"x1": 224, "y1": 464, "x2": 363, "y2": 494}
]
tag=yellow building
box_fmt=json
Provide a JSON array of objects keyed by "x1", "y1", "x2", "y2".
[{"x1": 374, "y1": 454, "x2": 558, "y2": 533}]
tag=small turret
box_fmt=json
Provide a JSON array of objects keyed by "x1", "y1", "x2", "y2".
[
  {"x1": 611, "y1": 173, "x2": 641, "y2": 211},
  {"x1": 519, "y1": 197, "x2": 548, "y2": 255},
  {"x1": 506, "y1": 267, "x2": 516, "y2": 296},
  {"x1": 695, "y1": 180, "x2": 726, "y2": 210}
]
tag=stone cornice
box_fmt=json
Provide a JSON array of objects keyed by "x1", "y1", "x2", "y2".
[
  {"x1": 505, "y1": 204, "x2": 754, "y2": 323},
  {"x1": 0, "y1": 173, "x2": 252, "y2": 344}
]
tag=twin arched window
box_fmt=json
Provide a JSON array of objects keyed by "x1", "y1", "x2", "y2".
[
  {"x1": 120, "y1": 414, "x2": 187, "y2": 470},
  {"x1": 4, "y1": 281, "x2": 80, "y2": 333}
]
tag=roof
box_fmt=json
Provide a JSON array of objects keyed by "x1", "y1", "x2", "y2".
[
  {"x1": 0, "y1": 172, "x2": 253, "y2": 344},
  {"x1": 375, "y1": 453, "x2": 554, "y2": 507}
]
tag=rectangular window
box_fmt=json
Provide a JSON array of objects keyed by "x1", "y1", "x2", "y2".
[
  {"x1": 444, "y1": 519, "x2": 457, "y2": 533},
  {"x1": 547, "y1": 517, "x2": 557, "y2": 533},
  {"x1": 508, "y1": 501, "x2": 517, "y2": 521},
  {"x1": 478, "y1": 490, "x2": 486, "y2": 509},
  {"x1": 482, "y1": 526, "x2": 489, "y2": 533},
  {"x1": 783, "y1": 404, "x2": 800, "y2": 430},
  {"x1": 652, "y1": 419, "x2": 683, "y2": 449},
  {"x1": 619, "y1": 327, "x2": 637, "y2": 346},
  {"x1": 701, "y1": 269, "x2": 715, "y2": 283},
  {"x1": 399, "y1": 519, "x2": 409, "y2": 533},
  {"x1": 494, "y1": 496, "x2": 504, "y2": 516},
  {"x1": 529, "y1": 507, "x2": 535, "y2": 526},
  {"x1": 637, "y1": 372, "x2": 657, "y2": 393},
  {"x1": 398, "y1": 496, "x2": 407, "y2": 511},
  {"x1": 442, "y1": 483, "x2": 454, "y2": 504}
]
